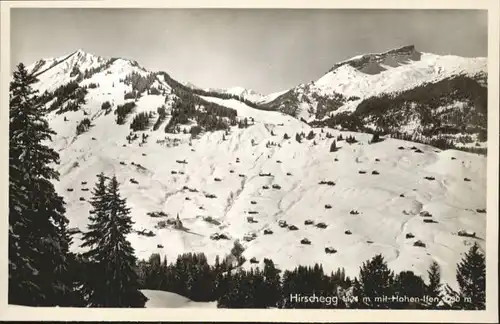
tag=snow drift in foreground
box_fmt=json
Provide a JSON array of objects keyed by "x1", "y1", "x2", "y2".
[
  {"x1": 141, "y1": 290, "x2": 217, "y2": 308},
  {"x1": 8, "y1": 290, "x2": 217, "y2": 308}
]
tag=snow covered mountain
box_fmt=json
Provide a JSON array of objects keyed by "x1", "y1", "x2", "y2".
[
  {"x1": 204, "y1": 86, "x2": 289, "y2": 105},
  {"x1": 262, "y1": 45, "x2": 487, "y2": 149},
  {"x1": 20, "y1": 46, "x2": 487, "y2": 290},
  {"x1": 206, "y1": 86, "x2": 264, "y2": 103}
]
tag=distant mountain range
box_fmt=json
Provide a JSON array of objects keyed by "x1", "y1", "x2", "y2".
[{"x1": 27, "y1": 44, "x2": 487, "y2": 151}]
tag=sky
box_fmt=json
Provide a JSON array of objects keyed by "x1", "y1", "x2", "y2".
[{"x1": 11, "y1": 9, "x2": 488, "y2": 94}]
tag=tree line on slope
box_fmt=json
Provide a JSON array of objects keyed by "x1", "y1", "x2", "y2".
[
  {"x1": 9, "y1": 63, "x2": 486, "y2": 309},
  {"x1": 117, "y1": 71, "x2": 241, "y2": 134},
  {"x1": 311, "y1": 113, "x2": 486, "y2": 155},
  {"x1": 156, "y1": 70, "x2": 271, "y2": 110},
  {"x1": 311, "y1": 75, "x2": 487, "y2": 155},
  {"x1": 80, "y1": 57, "x2": 119, "y2": 80},
  {"x1": 130, "y1": 111, "x2": 154, "y2": 131},
  {"x1": 262, "y1": 88, "x2": 360, "y2": 119},
  {"x1": 121, "y1": 71, "x2": 161, "y2": 99},
  {"x1": 163, "y1": 86, "x2": 239, "y2": 134},
  {"x1": 34, "y1": 57, "x2": 123, "y2": 115},
  {"x1": 115, "y1": 102, "x2": 137, "y2": 125},
  {"x1": 43, "y1": 80, "x2": 88, "y2": 114},
  {"x1": 38, "y1": 57, "x2": 122, "y2": 114}
]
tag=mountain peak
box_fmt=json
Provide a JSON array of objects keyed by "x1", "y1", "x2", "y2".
[
  {"x1": 328, "y1": 44, "x2": 420, "y2": 75},
  {"x1": 384, "y1": 44, "x2": 416, "y2": 55},
  {"x1": 74, "y1": 48, "x2": 87, "y2": 55},
  {"x1": 68, "y1": 48, "x2": 105, "y2": 63}
]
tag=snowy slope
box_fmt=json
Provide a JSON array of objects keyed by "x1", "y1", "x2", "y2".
[
  {"x1": 48, "y1": 96, "x2": 485, "y2": 291},
  {"x1": 257, "y1": 89, "x2": 289, "y2": 105},
  {"x1": 199, "y1": 95, "x2": 295, "y2": 124},
  {"x1": 22, "y1": 48, "x2": 487, "y2": 291}
]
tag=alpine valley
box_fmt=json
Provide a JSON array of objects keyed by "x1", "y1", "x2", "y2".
[{"x1": 24, "y1": 45, "x2": 487, "y2": 292}]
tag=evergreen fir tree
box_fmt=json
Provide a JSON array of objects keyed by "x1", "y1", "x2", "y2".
[
  {"x1": 103, "y1": 176, "x2": 146, "y2": 307},
  {"x1": 370, "y1": 132, "x2": 380, "y2": 144},
  {"x1": 217, "y1": 271, "x2": 239, "y2": 308},
  {"x1": 250, "y1": 267, "x2": 267, "y2": 308},
  {"x1": 393, "y1": 271, "x2": 426, "y2": 309},
  {"x1": 80, "y1": 175, "x2": 146, "y2": 307},
  {"x1": 101, "y1": 101, "x2": 112, "y2": 110},
  {"x1": 425, "y1": 261, "x2": 442, "y2": 308},
  {"x1": 76, "y1": 118, "x2": 91, "y2": 135},
  {"x1": 280, "y1": 269, "x2": 294, "y2": 308},
  {"x1": 447, "y1": 242, "x2": 486, "y2": 310},
  {"x1": 130, "y1": 111, "x2": 151, "y2": 131},
  {"x1": 350, "y1": 277, "x2": 363, "y2": 308},
  {"x1": 262, "y1": 259, "x2": 281, "y2": 308},
  {"x1": 478, "y1": 129, "x2": 487, "y2": 142},
  {"x1": 81, "y1": 173, "x2": 108, "y2": 252},
  {"x1": 330, "y1": 140, "x2": 337, "y2": 152},
  {"x1": 213, "y1": 255, "x2": 228, "y2": 300},
  {"x1": 357, "y1": 254, "x2": 394, "y2": 309},
  {"x1": 9, "y1": 63, "x2": 77, "y2": 306},
  {"x1": 80, "y1": 173, "x2": 110, "y2": 304}
]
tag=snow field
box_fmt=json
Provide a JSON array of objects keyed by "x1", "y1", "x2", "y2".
[{"x1": 50, "y1": 93, "x2": 486, "y2": 291}]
